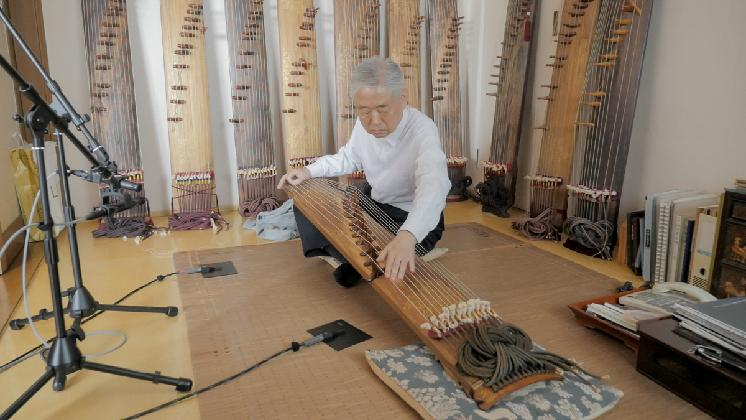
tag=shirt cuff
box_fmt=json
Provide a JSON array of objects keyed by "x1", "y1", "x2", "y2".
[
  {"x1": 306, "y1": 161, "x2": 324, "y2": 178},
  {"x1": 399, "y1": 221, "x2": 427, "y2": 244}
]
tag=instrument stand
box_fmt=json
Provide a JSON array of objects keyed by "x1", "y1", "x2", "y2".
[
  {"x1": 0, "y1": 98, "x2": 192, "y2": 420},
  {"x1": 474, "y1": 174, "x2": 512, "y2": 218},
  {"x1": 8, "y1": 130, "x2": 176, "y2": 330},
  {"x1": 0, "y1": 9, "x2": 191, "y2": 419},
  {"x1": 8, "y1": 131, "x2": 176, "y2": 330}
]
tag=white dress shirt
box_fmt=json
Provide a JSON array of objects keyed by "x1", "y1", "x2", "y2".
[{"x1": 306, "y1": 107, "x2": 451, "y2": 242}]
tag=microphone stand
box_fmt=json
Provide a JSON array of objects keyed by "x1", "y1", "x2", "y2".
[{"x1": 0, "y1": 9, "x2": 191, "y2": 419}]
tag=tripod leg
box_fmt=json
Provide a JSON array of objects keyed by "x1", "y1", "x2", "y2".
[
  {"x1": 53, "y1": 370, "x2": 67, "y2": 391},
  {"x1": 0, "y1": 368, "x2": 55, "y2": 420},
  {"x1": 9, "y1": 308, "x2": 57, "y2": 330},
  {"x1": 96, "y1": 304, "x2": 178, "y2": 317},
  {"x1": 81, "y1": 361, "x2": 192, "y2": 392}
]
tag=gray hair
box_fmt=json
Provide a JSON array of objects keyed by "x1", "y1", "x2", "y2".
[{"x1": 350, "y1": 57, "x2": 405, "y2": 98}]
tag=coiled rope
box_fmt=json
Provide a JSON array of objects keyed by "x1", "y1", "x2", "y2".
[
  {"x1": 564, "y1": 216, "x2": 614, "y2": 259},
  {"x1": 458, "y1": 323, "x2": 597, "y2": 391},
  {"x1": 239, "y1": 195, "x2": 281, "y2": 218},
  {"x1": 168, "y1": 211, "x2": 229, "y2": 231},
  {"x1": 92, "y1": 218, "x2": 154, "y2": 240},
  {"x1": 511, "y1": 208, "x2": 559, "y2": 240}
]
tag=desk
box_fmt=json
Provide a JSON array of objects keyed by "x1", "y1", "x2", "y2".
[{"x1": 637, "y1": 317, "x2": 746, "y2": 419}]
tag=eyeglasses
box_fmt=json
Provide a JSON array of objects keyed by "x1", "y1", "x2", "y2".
[{"x1": 355, "y1": 104, "x2": 392, "y2": 118}]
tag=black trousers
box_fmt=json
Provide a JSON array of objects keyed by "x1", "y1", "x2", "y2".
[{"x1": 294, "y1": 194, "x2": 445, "y2": 263}]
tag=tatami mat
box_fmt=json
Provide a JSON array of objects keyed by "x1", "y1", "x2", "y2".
[{"x1": 173, "y1": 223, "x2": 706, "y2": 419}]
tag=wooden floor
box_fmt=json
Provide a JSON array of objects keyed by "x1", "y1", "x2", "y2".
[{"x1": 0, "y1": 202, "x2": 644, "y2": 419}]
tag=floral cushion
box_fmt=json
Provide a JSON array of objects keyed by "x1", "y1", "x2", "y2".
[{"x1": 366, "y1": 344, "x2": 623, "y2": 420}]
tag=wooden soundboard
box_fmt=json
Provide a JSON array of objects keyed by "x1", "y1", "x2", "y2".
[
  {"x1": 533, "y1": 0, "x2": 602, "y2": 213},
  {"x1": 82, "y1": 0, "x2": 147, "y2": 218},
  {"x1": 428, "y1": 0, "x2": 464, "y2": 162},
  {"x1": 486, "y1": 0, "x2": 536, "y2": 180},
  {"x1": 387, "y1": 0, "x2": 423, "y2": 109},
  {"x1": 160, "y1": 0, "x2": 216, "y2": 213},
  {"x1": 224, "y1": 0, "x2": 278, "y2": 205},
  {"x1": 334, "y1": 0, "x2": 380, "y2": 149},
  {"x1": 277, "y1": 0, "x2": 323, "y2": 168}
]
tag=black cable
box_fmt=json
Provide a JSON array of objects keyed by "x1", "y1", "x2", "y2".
[
  {"x1": 0, "y1": 271, "x2": 180, "y2": 373},
  {"x1": 123, "y1": 330, "x2": 342, "y2": 419},
  {"x1": 122, "y1": 346, "x2": 293, "y2": 419}
]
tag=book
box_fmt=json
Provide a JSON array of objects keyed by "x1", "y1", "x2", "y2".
[
  {"x1": 618, "y1": 288, "x2": 701, "y2": 316},
  {"x1": 667, "y1": 215, "x2": 689, "y2": 283},
  {"x1": 627, "y1": 210, "x2": 644, "y2": 275},
  {"x1": 680, "y1": 218, "x2": 696, "y2": 282},
  {"x1": 644, "y1": 191, "x2": 687, "y2": 282},
  {"x1": 678, "y1": 319, "x2": 746, "y2": 359},
  {"x1": 675, "y1": 312, "x2": 746, "y2": 351},
  {"x1": 689, "y1": 210, "x2": 719, "y2": 289},
  {"x1": 675, "y1": 297, "x2": 746, "y2": 340},
  {"x1": 665, "y1": 194, "x2": 719, "y2": 283},
  {"x1": 653, "y1": 192, "x2": 703, "y2": 283}
]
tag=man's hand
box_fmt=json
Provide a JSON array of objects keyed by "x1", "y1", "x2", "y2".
[
  {"x1": 377, "y1": 231, "x2": 417, "y2": 281},
  {"x1": 277, "y1": 167, "x2": 311, "y2": 189}
]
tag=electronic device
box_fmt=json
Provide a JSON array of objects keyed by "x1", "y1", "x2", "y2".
[{"x1": 619, "y1": 282, "x2": 717, "y2": 316}]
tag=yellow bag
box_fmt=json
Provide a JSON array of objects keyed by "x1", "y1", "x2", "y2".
[{"x1": 10, "y1": 148, "x2": 44, "y2": 242}]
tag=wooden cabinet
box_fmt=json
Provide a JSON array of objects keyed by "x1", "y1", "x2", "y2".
[{"x1": 711, "y1": 188, "x2": 746, "y2": 298}]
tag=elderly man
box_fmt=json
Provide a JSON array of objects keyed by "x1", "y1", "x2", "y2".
[{"x1": 278, "y1": 57, "x2": 450, "y2": 287}]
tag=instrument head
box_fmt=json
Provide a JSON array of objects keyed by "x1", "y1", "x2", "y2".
[
  {"x1": 351, "y1": 57, "x2": 407, "y2": 138},
  {"x1": 353, "y1": 87, "x2": 407, "y2": 138}
]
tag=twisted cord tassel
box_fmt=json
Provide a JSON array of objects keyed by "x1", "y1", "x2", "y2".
[{"x1": 458, "y1": 323, "x2": 598, "y2": 391}]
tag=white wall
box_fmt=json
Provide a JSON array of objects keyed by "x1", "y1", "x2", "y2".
[
  {"x1": 33, "y1": 0, "x2": 746, "y2": 219},
  {"x1": 40, "y1": 0, "x2": 98, "y2": 212},
  {"x1": 618, "y1": 0, "x2": 746, "y2": 217}
]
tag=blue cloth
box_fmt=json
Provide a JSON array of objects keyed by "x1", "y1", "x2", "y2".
[
  {"x1": 366, "y1": 344, "x2": 623, "y2": 420},
  {"x1": 242, "y1": 199, "x2": 298, "y2": 242}
]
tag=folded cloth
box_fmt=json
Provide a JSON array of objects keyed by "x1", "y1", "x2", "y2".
[{"x1": 242, "y1": 199, "x2": 298, "y2": 242}]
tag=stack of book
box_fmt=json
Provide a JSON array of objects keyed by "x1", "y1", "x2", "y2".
[
  {"x1": 638, "y1": 191, "x2": 721, "y2": 291},
  {"x1": 584, "y1": 287, "x2": 710, "y2": 335},
  {"x1": 674, "y1": 297, "x2": 746, "y2": 359},
  {"x1": 585, "y1": 302, "x2": 659, "y2": 335}
]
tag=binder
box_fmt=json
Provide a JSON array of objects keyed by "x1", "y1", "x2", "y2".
[
  {"x1": 680, "y1": 219, "x2": 696, "y2": 282},
  {"x1": 644, "y1": 191, "x2": 687, "y2": 281},
  {"x1": 649, "y1": 191, "x2": 694, "y2": 283},
  {"x1": 690, "y1": 209, "x2": 719, "y2": 290},
  {"x1": 665, "y1": 194, "x2": 719, "y2": 283}
]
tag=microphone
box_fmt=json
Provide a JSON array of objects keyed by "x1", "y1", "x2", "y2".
[
  {"x1": 118, "y1": 178, "x2": 142, "y2": 193},
  {"x1": 69, "y1": 170, "x2": 142, "y2": 192},
  {"x1": 85, "y1": 192, "x2": 145, "y2": 220}
]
